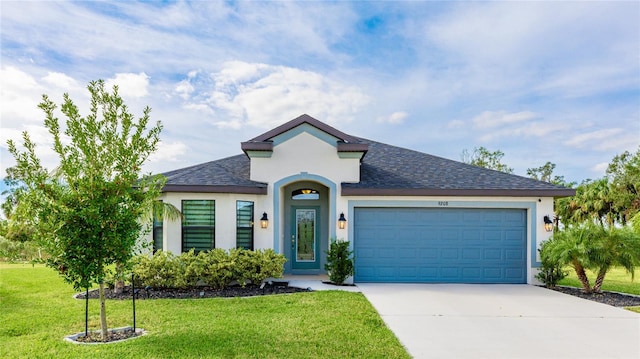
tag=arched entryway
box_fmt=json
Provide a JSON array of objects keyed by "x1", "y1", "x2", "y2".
[{"x1": 282, "y1": 181, "x2": 329, "y2": 274}]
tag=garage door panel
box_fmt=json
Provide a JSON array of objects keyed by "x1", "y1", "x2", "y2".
[
  {"x1": 462, "y1": 248, "x2": 482, "y2": 260},
  {"x1": 354, "y1": 208, "x2": 527, "y2": 283},
  {"x1": 505, "y1": 249, "x2": 524, "y2": 260},
  {"x1": 483, "y1": 248, "x2": 502, "y2": 260}
]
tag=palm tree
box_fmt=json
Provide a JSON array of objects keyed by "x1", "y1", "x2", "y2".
[
  {"x1": 590, "y1": 226, "x2": 640, "y2": 292},
  {"x1": 542, "y1": 225, "x2": 597, "y2": 292}
]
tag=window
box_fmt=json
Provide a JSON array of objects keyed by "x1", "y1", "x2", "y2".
[
  {"x1": 182, "y1": 200, "x2": 215, "y2": 252},
  {"x1": 152, "y1": 200, "x2": 163, "y2": 253},
  {"x1": 236, "y1": 201, "x2": 254, "y2": 250},
  {"x1": 292, "y1": 189, "x2": 319, "y2": 200}
]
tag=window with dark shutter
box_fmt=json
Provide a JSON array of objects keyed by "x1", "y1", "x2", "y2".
[
  {"x1": 236, "y1": 201, "x2": 254, "y2": 250},
  {"x1": 182, "y1": 200, "x2": 215, "y2": 252}
]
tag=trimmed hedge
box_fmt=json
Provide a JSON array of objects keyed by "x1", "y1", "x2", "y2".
[{"x1": 131, "y1": 248, "x2": 286, "y2": 289}]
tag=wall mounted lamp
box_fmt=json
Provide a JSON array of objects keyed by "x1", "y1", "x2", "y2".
[
  {"x1": 260, "y1": 212, "x2": 269, "y2": 229},
  {"x1": 543, "y1": 215, "x2": 553, "y2": 232},
  {"x1": 338, "y1": 212, "x2": 347, "y2": 229}
]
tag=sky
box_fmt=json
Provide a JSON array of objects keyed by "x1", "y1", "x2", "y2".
[{"x1": 1, "y1": 1, "x2": 639, "y2": 192}]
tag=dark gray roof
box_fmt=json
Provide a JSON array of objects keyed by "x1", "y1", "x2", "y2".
[
  {"x1": 341, "y1": 139, "x2": 574, "y2": 197},
  {"x1": 161, "y1": 137, "x2": 574, "y2": 197},
  {"x1": 162, "y1": 154, "x2": 267, "y2": 194}
]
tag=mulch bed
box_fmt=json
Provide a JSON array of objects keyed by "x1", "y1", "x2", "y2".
[
  {"x1": 76, "y1": 283, "x2": 310, "y2": 300},
  {"x1": 547, "y1": 286, "x2": 640, "y2": 307},
  {"x1": 72, "y1": 282, "x2": 309, "y2": 343},
  {"x1": 72, "y1": 327, "x2": 140, "y2": 343}
]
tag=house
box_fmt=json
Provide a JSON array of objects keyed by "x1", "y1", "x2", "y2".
[{"x1": 148, "y1": 114, "x2": 575, "y2": 284}]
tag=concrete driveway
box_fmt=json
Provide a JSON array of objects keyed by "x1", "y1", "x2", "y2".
[{"x1": 358, "y1": 284, "x2": 640, "y2": 359}]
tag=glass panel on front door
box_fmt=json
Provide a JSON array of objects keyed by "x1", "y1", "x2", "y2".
[{"x1": 296, "y1": 209, "x2": 316, "y2": 262}]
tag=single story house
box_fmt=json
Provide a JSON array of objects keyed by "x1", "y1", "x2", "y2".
[{"x1": 148, "y1": 114, "x2": 575, "y2": 284}]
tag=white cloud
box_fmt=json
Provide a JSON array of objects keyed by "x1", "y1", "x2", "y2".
[
  {"x1": 0, "y1": 66, "x2": 46, "y2": 125},
  {"x1": 378, "y1": 111, "x2": 408, "y2": 125},
  {"x1": 149, "y1": 141, "x2": 188, "y2": 163},
  {"x1": 174, "y1": 80, "x2": 195, "y2": 100},
  {"x1": 42, "y1": 72, "x2": 81, "y2": 90},
  {"x1": 591, "y1": 162, "x2": 610, "y2": 175},
  {"x1": 176, "y1": 61, "x2": 369, "y2": 129},
  {"x1": 106, "y1": 73, "x2": 150, "y2": 98},
  {"x1": 565, "y1": 128, "x2": 628, "y2": 151},
  {"x1": 472, "y1": 111, "x2": 538, "y2": 129}
]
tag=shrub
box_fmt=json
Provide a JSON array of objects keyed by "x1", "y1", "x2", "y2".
[
  {"x1": 132, "y1": 250, "x2": 186, "y2": 288},
  {"x1": 199, "y1": 248, "x2": 236, "y2": 290},
  {"x1": 325, "y1": 240, "x2": 354, "y2": 285},
  {"x1": 535, "y1": 240, "x2": 567, "y2": 288},
  {"x1": 131, "y1": 248, "x2": 286, "y2": 289},
  {"x1": 234, "y1": 248, "x2": 286, "y2": 286}
]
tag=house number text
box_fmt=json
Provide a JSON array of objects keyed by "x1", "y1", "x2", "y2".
[{"x1": 438, "y1": 201, "x2": 449, "y2": 206}]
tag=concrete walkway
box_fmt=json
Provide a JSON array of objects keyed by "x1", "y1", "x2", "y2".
[{"x1": 357, "y1": 284, "x2": 640, "y2": 359}]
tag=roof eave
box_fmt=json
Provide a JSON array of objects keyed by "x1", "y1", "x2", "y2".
[
  {"x1": 341, "y1": 187, "x2": 576, "y2": 198},
  {"x1": 163, "y1": 184, "x2": 268, "y2": 195}
]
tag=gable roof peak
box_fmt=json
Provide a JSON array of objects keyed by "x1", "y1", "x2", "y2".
[
  {"x1": 241, "y1": 114, "x2": 368, "y2": 155},
  {"x1": 247, "y1": 114, "x2": 357, "y2": 143}
]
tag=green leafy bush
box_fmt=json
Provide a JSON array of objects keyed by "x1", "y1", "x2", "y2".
[
  {"x1": 535, "y1": 239, "x2": 567, "y2": 288},
  {"x1": 325, "y1": 240, "x2": 354, "y2": 285},
  {"x1": 132, "y1": 251, "x2": 186, "y2": 288},
  {"x1": 132, "y1": 248, "x2": 286, "y2": 289},
  {"x1": 234, "y1": 248, "x2": 287, "y2": 286}
]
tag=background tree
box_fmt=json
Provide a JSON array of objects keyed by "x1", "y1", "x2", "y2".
[
  {"x1": 6, "y1": 80, "x2": 164, "y2": 341},
  {"x1": 461, "y1": 146, "x2": 514, "y2": 173},
  {"x1": 526, "y1": 161, "x2": 574, "y2": 186},
  {"x1": 606, "y1": 147, "x2": 640, "y2": 223}
]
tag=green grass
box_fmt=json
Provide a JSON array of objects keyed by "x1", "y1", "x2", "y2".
[
  {"x1": 558, "y1": 266, "x2": 640, "y2": 311},
  {"x1": 0, "y1": 263, "x2": 409, "y2": 359},
  {"x1": 557, "y1": 266, "x2": 640, "y2": 295}
]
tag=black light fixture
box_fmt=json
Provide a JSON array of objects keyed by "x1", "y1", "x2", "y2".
[
  {"x1": 338, "y1": 212, "x2": 347, "y2": 229},
  {"x1": 260, "y1": 212, "x2": 269, "y2": 229},
  {"x1": 543, "y1": 215, "x2": 553, "y2": 232}
]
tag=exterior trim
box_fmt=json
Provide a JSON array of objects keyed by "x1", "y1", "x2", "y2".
[
  {"x1": 245, "y1": 150, "x2": 272, "y2": 158},
  {"x1": 162, "y1": 184, "x2": 267, "y2": 194},
  {"x1": 337, "y1": 142, "x2": 369, "y2": 153},
  {"x1": 341, "y1": 187, "x2": 575, "y2": 198},
  {"x1": 249, "y1": 114, "x2": 359, "y2": 143},
  {"x1": 241, "y1": 142, "x2": 273, "y2": 152},
  {"x1": 273, "y1": 173, "x2": 337, "y2": 257}
]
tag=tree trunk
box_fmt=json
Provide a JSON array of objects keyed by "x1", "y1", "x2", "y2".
[
  {"x1": 114, "y1": 280, "x2": 124, "y2": 294},
  {"x1": 572, "y1": 260, "x2": 592, "y2": 293},
  {"x1": 592, "y1": 267, "x2": 608, "y2": 293},
  {"x1": 99, "y1": 281, "x2": 108, "y2": 342},
  {"x1": 113, "y1": 263, "x2": 124, "y2": 294}
]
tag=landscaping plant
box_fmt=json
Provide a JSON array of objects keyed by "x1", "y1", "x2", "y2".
[
  {"x1": 5, "y1": 80, "x2": 165, "y2": 341},
  {"x1": 132, "y1": 248, "x2": 286, "y2": 289},
  {"x1": 535, "y1": 240, "x2": 567, "y2": 288},
  {"x1": 325, "y1": 239, "x2": 354, "y2": 285},
  {"x1": 542, "y1": 224, "x2": 640, "y2": 293}
]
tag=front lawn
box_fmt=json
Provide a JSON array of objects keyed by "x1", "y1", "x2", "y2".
[
  {"x1": 558, "y1": 266, "x2": 640, "y2": 311},
  {"x1": 0, "y1": 263, "x2": 409, "y2": 358}
]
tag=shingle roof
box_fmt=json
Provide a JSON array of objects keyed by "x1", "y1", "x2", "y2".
[
  {"x1": 161, "y1": 136, "x2": 575, "y2": 197},
  {"x1": 161, "y1": 154, "x2": 267, "y2": 194},
  {"x1": 341, "y1": 139, "x2": 575, "y2": 197}
]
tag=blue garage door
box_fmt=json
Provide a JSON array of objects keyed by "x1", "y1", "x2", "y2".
[{"x1": 354, "y1": 208, "x2": 527, "y2": 283}]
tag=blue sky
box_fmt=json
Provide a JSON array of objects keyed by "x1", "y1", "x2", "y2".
[{"x1": 1, "y1": 1, "x2": 639, "y2": 186}]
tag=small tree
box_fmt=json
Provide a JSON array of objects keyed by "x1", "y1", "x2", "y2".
[{"x1": 6, "y1": 80, "x2": 164, "y2": 340}]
